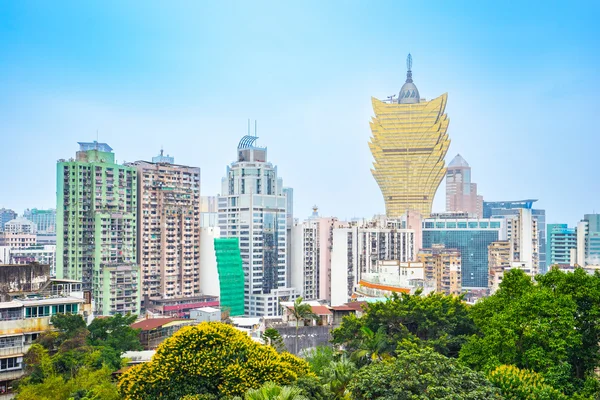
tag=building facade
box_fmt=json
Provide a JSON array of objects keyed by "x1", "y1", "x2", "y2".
[
  {"x1": 0, "y1": 245, "x2": 57, "y2": 277},
  {"x1": 483, "y1": 199, "x2": 546, "y2": 273},
  {"x1": 127, "y1": 155, "x2": 201, "y2": 304},
  {"x1": 218, "y1": 135, "x2": 297, "y2": 317},
  {"x1": 0, "y1": 209, "x2": 17, "y2": 231},
  {"x1": 330, "y1": 218, "x2": 416, "y2": 306},
  {"x1": 488, "y1": 240, "x2": 512, "y2": 293},
  {"x1": 369, "y1": 54, "x2": 450, "y2": 218},
  {"x1": 445, "y1": 154, "x2": 483, "y2": 217},
  {"x1": 23, "y1": 209, "x2": 56, "y2": 234},
  {"x1": 505, "y1": 208, "x2": 539, "y2": 275},
  {"x1": 576, "y1": 214, "x2": 600, "y2": 266},
  {"x1": 417, "y1": 244, "x2": 461, "y2": 295},
  {"x1": 547, "y1": 224, "x2": 577, "y2": 267},
  {"x1": 56, "y1": 141, "x2": 140, "y2": 316},
  {"x1": 3, "y1": 218, "x2": 37, "y2": 234},
  {"x1": 422, "y1": 215, "x2": 505, "y2": 289}
]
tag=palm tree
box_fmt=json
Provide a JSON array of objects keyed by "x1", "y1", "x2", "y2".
[
  {"x1": 321, "y1": 357, "x2": 356, "y2": 399},
  {"x1": 350, "y1": 326, "x2": 391, "y2": 365},
  {"x1": 289, "y1": 297, "x2": 316, "y2": 355},
  {"x1": 244, "y1": 382, "x2": 308, "y2": 400}
]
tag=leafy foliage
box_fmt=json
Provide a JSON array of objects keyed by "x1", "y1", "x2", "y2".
[
  {"x1": 304, "y1": 346, "x2": 336, "y2": 377},
  {"x1": 332, "y1": 291, "x2": 475, "y2": 358},
  {"x1": 262, "y1": 328, "x2": 287, "y2": 353},
  {"x1": 460, "y1": 269, "x2": 600, "y2": 396},
  {"x1": 319, "y1": 357, "x2": 356, "y2": 399},
  {"x1": 243, "y1": 381, "x2": 308, "y2": 400},
  {"x1": 291, "y1": 297, "x2": 317, "y2": 354},
  {"x1": 118, "y1": 322, "x2": 311, "y2": 399},
  {"x1": 348, "y1": 347, "x2": 500, "y2": 399},
  {"x1": 488, "y1": 365, "x2": 570, "y2": 400}
]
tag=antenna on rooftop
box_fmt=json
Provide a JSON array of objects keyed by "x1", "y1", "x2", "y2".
[
  {"x1": 248, "y1": 119, "x2": 251, "y2": 135},
  {"x1": 255, "y1": 120, "x2": 257, "y2": 137}
]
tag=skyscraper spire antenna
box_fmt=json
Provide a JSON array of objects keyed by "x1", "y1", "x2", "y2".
[{"x1": 405, "y1": 53, "x2": 413, "y2": 83}]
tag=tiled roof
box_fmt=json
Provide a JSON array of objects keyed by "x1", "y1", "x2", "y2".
[{"x1": 130, "y1": 317, "x2": 184, "y2": 331}]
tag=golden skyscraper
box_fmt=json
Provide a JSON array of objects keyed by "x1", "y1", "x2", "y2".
[{"x1": 369, "y1": 54, "x2": 450, "y2": 218}]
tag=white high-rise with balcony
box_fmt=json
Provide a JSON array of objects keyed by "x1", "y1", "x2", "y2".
[{"x1": 218, "y1": 134, "x2": 297, "y2": 317}]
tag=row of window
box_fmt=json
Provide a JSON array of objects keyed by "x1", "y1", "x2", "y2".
[
  {"x1": 423, "y1": 221, "x2": 502, "y2": 230},
  {"x1": 25, "y1": 303, "x2": 79, "y2": 318}
]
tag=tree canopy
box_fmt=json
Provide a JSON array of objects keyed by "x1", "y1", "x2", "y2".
[{"x1": 118, "y1": 322, "x2": 311, "y2": 399}]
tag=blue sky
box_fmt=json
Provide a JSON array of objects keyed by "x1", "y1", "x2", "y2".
[{"x1": 1, "y1": 1, "x2": 598, "y2": 224}]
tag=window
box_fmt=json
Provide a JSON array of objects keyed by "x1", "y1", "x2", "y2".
[
  {"x1": 479, "y1": 222, "x2": 489, "y2": 229},
  {"x1": 468, "y1": 222, "x2": 478, "y2": 229},
  {"x1": 0, "y1": 356, "x2": 21, "y2": 371},
  {"x1": 457, "y1": 222, "x2": 467, "y2": 229},
  {"x1": 0, "y1": 336, "x2": 20, "y2": 349},
  {"x1": 490, "y1": 221, "x2": 501, "y2": 229},
  {"x1": 436, "y1": 222, "x2": 445, "y2": 229}
]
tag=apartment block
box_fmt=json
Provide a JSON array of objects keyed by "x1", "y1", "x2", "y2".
[{"x1": 417, "y1": 244, "x2": 461, "y2": 295}]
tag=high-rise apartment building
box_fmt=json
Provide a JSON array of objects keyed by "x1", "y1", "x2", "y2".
[
  {"x1": 422, "y1": 214, "x2": 505, "y2": 289},
  {"x1": 127, "y1": 153, "x2": 201, "y2": 304},
  {"x1": 445, "y1": 154, "x2": 483, "y2": 217},
  {"x1": 369, "y1": 54, "x2": 450, "y2": 218},
  {"x1": 488, "y1": 240, "x2": 511, "y2": 293},
  {"x1": 576, "y1": 214, "x2": 600, "y2": 266},
  {"x1": 505, "y1": 208, "x2": 539, "y2": 275},
  {"x1": 23, "y1": 208, "x2": 56, "y2": 234},
  {"x1": 330, "y1": 217, "x2": 416, "y2": 306},
  {"x1": 56, "y1": 141, "x2": 140, "y2": 315},
  {"x1": 291, "y1": 207, "x2": 346, "y2": 301},
  {"x1": 547, "y1": 224, "x2": 577, "y2": 266},
  {"x1": 0, "y1": 208, "x2": 17, "y2": 230},
  {"x1": 218, "y1": 134, "x2": 297, "y2": 317},
  {"x1": 483, "y1": 199, "x2": 546, "y2": 273},
  {"x1": 3, "y1": 217, "x2": 37, "y2": 234},
  {"x1": 417, "y1": 244, "x2": 461, "y2": 295}
]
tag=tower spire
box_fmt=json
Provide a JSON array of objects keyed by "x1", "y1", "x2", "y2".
[{"x1": 405, "y1": 53, "x2": 413, "y2": 83}]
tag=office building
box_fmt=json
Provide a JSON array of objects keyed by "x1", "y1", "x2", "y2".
[
  {"x1": 200, "y1": 195, "x2": 218, "y2": 228},
  {"x1": 56, "y1": 141, "x2": 140, "y2": 316},
  {"x1": 417, "y1": 244, "x2": 461, "y2": 295},
  {"x1": 330, "y1": 217, "x2": 416, "y2": 306},
  {"x1": 576, "y1": 214, "x2": 600, "y2": 266},
  {"x1": 422, "y1": 214, "x2": 505, "y2": 289},
  {"x1": 23, "y1": 209, "x2": 56, "y2": 234},
  {"x1": 218, "y1": 134, "x2": 297, "y2": 317},
  {"x1": 127, "y1": 153, "x2": 201, "y2": 304},
  {"x1": 369, "y1": 54, "x2": 450, "y2": 218},
  {"x1": 445, "y1": 154, "x2": 483, "y2": 217},
  {"x1": 0, "y1": 209, "x2": 17, "y2": 231},
  {"x1": 547, "y1": 224, "x2": 577, "y2": 267},
  {"x1": 505, "y1": 208, "x2": 539, "y2": 275},
  {"x1": 483, "y1": 199, "x2": 547, "y2": 273}
]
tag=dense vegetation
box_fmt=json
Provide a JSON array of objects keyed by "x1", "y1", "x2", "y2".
[{"x1": 15, "y1": 268, "x2": 600, "y2": 399}]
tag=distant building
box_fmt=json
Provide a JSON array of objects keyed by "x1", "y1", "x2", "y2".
[
  {"x1": 355, "y1": 260, "x2": 426, "y2": 299},
  {"x1": 3, "y1": 217, "x2": 37, "y2": 234},
  {"x1": 483, "y1": 199, "x2": 546, "y2": 273},
  {"x1": 23, "y1": 209, "x2": 56, "y2": 234},
  {"x1": 445, "y1": 154, "x2": 483, "y2": 218},
  {"x1": 369, "y1": 54, "x2": 450, "y2": 218},
  {"x1": 218, "y1": 134, "x2": 298, "y2": 317},
  {"x1": 576, "y1": 214, "x2": 600, "y2": 266},
  {"x1": 0, "y1": 245, "x2": 57, "y2": 277},
  {"x1": 422, "y1": 214, "x2": 505, "y2": 289},
  {"x1": 488, "y1": 240, "x2": 511, "y2": 293},
  {"x1": 417, "y1": 244, "x2": 461, "y2": 295},
  {"x1": 200, "y1": 196, "x2": 218, "y2": 228},
  {"x1": 0, "y1": 209, "x2": 17, "y2": 231},
  {"x1": 505, "y1": 209, "x2": 539, "y2": 275},
  {"x1": 56, "y1": 141, "x2": 140, "y2": 316},
  {"x1": 127, "y1": 153, "x2": 201, "y2": 305},
  {"x1": 547, "y1": 224, "x2": 577, "y2": 267},
  {"x1": 330, "y1": 218, "x2": 416, "y2": 306},
  {"x1": 0, "y1": 232, "x2": 36, "y2": 249}
]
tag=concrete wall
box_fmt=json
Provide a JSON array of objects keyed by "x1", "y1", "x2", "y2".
[
  {"x1": 274, "y1": 325, "x2": 332, "y2": 355},
  {"x1": 0, "y1": 263, "x2": 50, "y2": 298}
]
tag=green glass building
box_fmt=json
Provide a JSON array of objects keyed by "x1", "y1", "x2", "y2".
[
  {"x1": 214, "y1": 238, "x2": 244, "y2": 316},
  {"x1": 56, "y1": 142, "x2": 140, "y2": 316}
]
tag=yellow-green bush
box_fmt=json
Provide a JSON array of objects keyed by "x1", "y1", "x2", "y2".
[
  {"x1": 488, "y1": 365, "x2": 568, "y2": 399},
  {"x1": 118, "y1": 322, "x2": 310, "y2": 400}
]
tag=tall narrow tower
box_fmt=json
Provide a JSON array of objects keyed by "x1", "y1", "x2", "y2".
[
  {"x1": 369, "y1": 54, "x2": 450, "y2": 218},
  {"x1": 446, "y1": 154, "x2": 483, "y2": 217}
]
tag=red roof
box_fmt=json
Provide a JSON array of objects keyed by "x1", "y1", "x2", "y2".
[
  {"x1": 130, "y1": 317, "x2": 184, "y2": 331},
  {"x1": 343, "y1": 301, "x2": 368, "y2": 311},
  {"x1": 310, "y1": 305, "x2": 332, "y2": 315},
  {"x1": 330, "y1": 305, "x2": 355, "y2": 311}
]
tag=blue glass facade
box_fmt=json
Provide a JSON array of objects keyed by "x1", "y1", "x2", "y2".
[{"x1": 423, "y1": 220, "x2": 503, "y2": 288}]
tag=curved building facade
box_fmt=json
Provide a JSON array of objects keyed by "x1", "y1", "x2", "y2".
[{"x1": 369, "y1": 55, "x2": 450, "y2": 218}]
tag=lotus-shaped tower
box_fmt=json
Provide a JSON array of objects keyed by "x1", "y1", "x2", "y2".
[{"x1": 369, "y1": 54, "x2": 450, "y2": 218}]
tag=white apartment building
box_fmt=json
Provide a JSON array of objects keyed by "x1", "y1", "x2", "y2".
[
  {"x1": 505, "y1": 208, "x2": 539, "y2": 275},
  {"x1": 0, "y1": 245, "x2": 57, "y2": 277},
  {"x1": 218, "y1": 135, "x2": 297, "y2": 317},
  {"x1": 330, "y1": 217, "x2": 416, "y2": 306}
]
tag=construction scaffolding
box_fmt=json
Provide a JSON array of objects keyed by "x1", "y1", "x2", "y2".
[{"x1": 214, "y1": 238, "x2": 245, "y2": 316}]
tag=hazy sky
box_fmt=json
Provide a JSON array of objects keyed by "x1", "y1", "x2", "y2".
[{"x1": 1, "y1": 1, "x2": 599, "y2": 224}]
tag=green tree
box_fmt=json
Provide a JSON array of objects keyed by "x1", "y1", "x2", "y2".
[
  {"x1": 262, "y1": 328, "x2": 287, "y2": 353},
  {"x1": 118, "y1": 322, "x2": 311, "y2": 399},
  {"x1": 320, "y1": 357, "x2": 356, "y2": 400},
  {"x1": 332, "y1": 291, "x2": 475, "y2": 358},
  {"x1": 51, "y1": 313, "x2": 87, "y2": 339},
  {"x1": 304, "y1": 346, "x2": 336, "y2": 377},
  {"x1": 243, "y1": 382, "x2": 308, "y2": 400},
  {"x1": 294, "y1": 376, "x2": 333, "y2": 400},
  {"x1": 88, "y1": 313, "x2": 141, "y2": 353},
  {"x1": 488, "y1": 365, "x2": 570, "y2": 400},
  {"x1": 349, "y1": 326, "x2": 391, "y2": 366},
  {"x1": 348, "y1": 348, "x2": 500, "y2": 399},
  {"x1": 460, "y1": 269, "x2": 595, "y2": 395},
  {"x1": 289, "y1": 297, "x2": 317, "y2": 355}
]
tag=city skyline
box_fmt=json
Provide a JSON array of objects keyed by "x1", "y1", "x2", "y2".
[{"x1": 1, "y1": 1, "x2": 599, "y2": 225}]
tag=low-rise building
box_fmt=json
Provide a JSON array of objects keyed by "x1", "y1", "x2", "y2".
[{"x1": 354, "y1": 260, "x2": 426, "y2": 299}]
